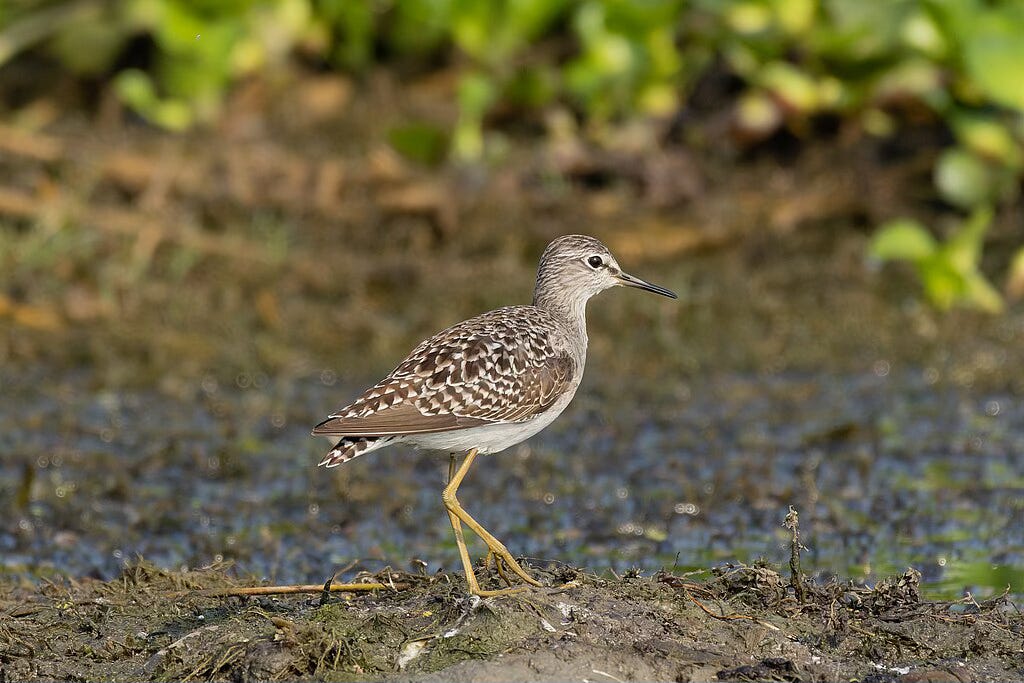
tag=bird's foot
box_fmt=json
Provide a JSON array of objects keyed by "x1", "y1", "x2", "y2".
[
  {"x1": 484, "y1": 550, "x2": 515, "y2": 587},
  {"x1": 474, "y1": 547, "x2": 543, "y2": 593},
  {"x1": 469, "y1": 583, "x2": 531, "y2": 597},
  {"x1": 483, "y1": 543, "x2": 545, "y2": 588},
  {"x1": 480, "y1": 553, "x2": 584, "y2": 596}
]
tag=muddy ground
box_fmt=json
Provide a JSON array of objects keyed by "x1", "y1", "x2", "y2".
[{"x1": 2, "y1": 560, "x2": 1022, "y2": 682}]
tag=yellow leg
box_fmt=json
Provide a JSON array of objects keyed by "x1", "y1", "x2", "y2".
[
  {"x1": 443, "y1": 449, "x2": 542, "y2": 595},
  {"x1": 485, "y1": 549, "x2": 515, "y2": 586},
  {"x1": 445, "y1": 455, "x2": 484, "y2": 595}
]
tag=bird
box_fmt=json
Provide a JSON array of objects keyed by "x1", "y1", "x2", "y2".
[{"x1": 312, "y1": 234, "x2": 677, "y2": 595}]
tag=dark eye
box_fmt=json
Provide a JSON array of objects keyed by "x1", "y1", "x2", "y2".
[{"x1": 587, "y1": 255, "x2": 604, "y2": 268}]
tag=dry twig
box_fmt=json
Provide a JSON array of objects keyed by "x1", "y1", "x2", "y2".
[
  {"x1": 784, "y1": 505, "x2": 807, "y2": 603},
  {"x1": 682, "y1": 586, "x2": 781, "y2": 631},
  {"x1": 199, "y1": 581, "x2": 413, "y2": 597}
]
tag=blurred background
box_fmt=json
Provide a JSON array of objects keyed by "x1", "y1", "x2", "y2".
[{"x1": 1, "y1": 0, "x2": 1023, "y2": 598}]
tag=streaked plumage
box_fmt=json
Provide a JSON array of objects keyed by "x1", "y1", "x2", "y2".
[
  {"x1": 312, "y1": 234, "x2": 676, "y2": 595},
  {"x1": 314, "y1": 306, "x2": 578, "y2": 465}
]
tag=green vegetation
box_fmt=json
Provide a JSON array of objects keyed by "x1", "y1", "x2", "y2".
[
  {"x1": 870, "y1": 208, "x2": 1005, "y2": 313},
  {"x1": 2, "y1": 0, "x2": 1023, "y2": 309}
]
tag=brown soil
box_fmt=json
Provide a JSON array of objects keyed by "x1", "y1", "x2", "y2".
[{"x1": 2, "y1": 560, "x2": 1022, "y2": 682}]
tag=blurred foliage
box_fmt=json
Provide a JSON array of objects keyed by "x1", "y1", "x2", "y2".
[
  {"x1": 1, "y1": 0, "x2": 1023, "y2": 309},
  {"x1": 1, "y1": 0, "x2": 1019, "y2": 154},
  {"x1": 871, "y1": 208, "x2": 1004, "y2": 313}
]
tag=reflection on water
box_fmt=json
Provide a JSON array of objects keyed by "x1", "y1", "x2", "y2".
[{"x1": 2, "y1": 364, "x2": 1022, "y2": 599}]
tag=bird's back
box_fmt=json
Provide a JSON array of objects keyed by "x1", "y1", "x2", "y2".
[{"x1": 314, "y1": 306, "x2": 583, "y2": 441}]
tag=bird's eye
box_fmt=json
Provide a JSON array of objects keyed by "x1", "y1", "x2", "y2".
[{"x1": 587, "y1": 255, "x2": 604, "y2": 269}]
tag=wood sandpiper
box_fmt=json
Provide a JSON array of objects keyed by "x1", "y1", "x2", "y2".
[{"x1": 313, "y1": 234, "x2": 677, "y2": 595}]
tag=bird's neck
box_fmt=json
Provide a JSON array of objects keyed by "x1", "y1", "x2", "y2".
[{"x1": 532, "y1": 286, "x2": 589, "y2": 350}]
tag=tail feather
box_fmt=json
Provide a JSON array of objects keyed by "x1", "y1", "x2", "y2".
[{"x1": 318, "y1": 436, "x2": 393, "y2": 468}]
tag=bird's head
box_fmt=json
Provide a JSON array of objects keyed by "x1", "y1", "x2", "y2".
[{"x1": 533, "y1": 235, "x2": 676, "y2": 313}]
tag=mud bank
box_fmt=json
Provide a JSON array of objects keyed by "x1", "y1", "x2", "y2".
[{"x1": 2, "y1": 560, "x2": 1021, "y2": 682}]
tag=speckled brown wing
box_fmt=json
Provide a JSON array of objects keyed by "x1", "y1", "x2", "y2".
[{"x1": 312, "y1": 307, "x2": 577, "y2": 437}]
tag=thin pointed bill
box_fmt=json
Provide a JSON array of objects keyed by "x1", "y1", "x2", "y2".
[{"x1": 617, "y1": 271, "x2": 677, "y2": 299}]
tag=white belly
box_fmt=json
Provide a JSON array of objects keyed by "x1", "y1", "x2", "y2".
[{"x1": 404, "y1": 386, "x2": 578, "y2": 454}]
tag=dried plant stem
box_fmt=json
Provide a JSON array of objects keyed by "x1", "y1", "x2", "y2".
[
  {"x1": 195, "y1": 582, "x2": 412, "y2": 597},
  {"x1": 784, "y1": 505, "x2": 807, "y2": 603}
]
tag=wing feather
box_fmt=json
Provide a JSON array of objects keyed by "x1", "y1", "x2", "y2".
[
  {"x1": 312, "y1": 403, "x2": 487, "y2": 436},
  {"x1": 312, "y1": 307, "x2": 578, "y2": 438}
]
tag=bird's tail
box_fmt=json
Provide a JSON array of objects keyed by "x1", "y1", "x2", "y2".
[{"x1": 318, "y1": 436, "x2": 393, "y2": 468}]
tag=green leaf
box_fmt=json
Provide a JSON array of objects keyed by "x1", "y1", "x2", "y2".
[
  {"x1": 726, "y1": 2, "x2": 772, "y2": 34},
  {"x1": 900, "y1": 8, "x2": 947, "y2": 58},
  {"x1": 452, "y1": 72, "x2": 497, "y2": 160},
  {"x1": 49, "y1": 12, "x2": 128, "y2": 75},
  {"x1": 908, "y1": 207, "x2": 1003, "y2": 313},
  {"x1": 457, "y1": 71, "x2": 497, "y2": 116},
  {"x1": 870, "y1": 219, "x2": 937, "y2": 262},
  {"x1": 962, "y1": 10, "x2": 1024, "y2": 112},
  {"x1": 325, "y1": 0, "x2": 374, "y2": 70},
  {"x1": 917, "y1": 256, "x2": 965, "y2": 311},
  {"x1": 389, "y1": 0, "x2": 452, "y2": 56},
  {"x1": 944, "y1": 205, "x2": 992, "y2": 272},
  {"x1": 388, "y1": 123, "x2": 449, "y2": 166},
  {"x1": 873, "y1": 58, "x2": 943, "y2": 101},
  {"x1": 506, "y1": 0, "x2": 569, "y2": 43},
  {"x1": 114, "y1": 69, "x2": 193, "y2": 130},
  {"x1": 771, "y1": 0, "x2": 815, "y2": 35},
  {"x1": 962, "y1": 271, "x2": 1004, "y2": 313},
  {"x1": 951, "y1": 112, "x2": 1022, "y2": 169},
  {"x1": 505, "y1": 66, "x2": 556, "y2": 108},
  {"x1": 758, "y1": 61, "x2": 819, "y2": 112},
  {"x1": 934, "y1": 147, "x2": 992, "y2": 209},
  {"x1": 114, "y1": 69, "x2": 158, "y2": 109}
]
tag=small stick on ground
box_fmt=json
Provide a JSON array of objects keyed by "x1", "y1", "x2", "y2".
[
  {"x1": 682, "y1": 586, "x2": 781, "y2": 631},
  {"x1": 194, "y1": 582, "x2": 413, "y2": 598},
  {"x1": 784, "y1": 505, "x2": 807, "y2": 603}
]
